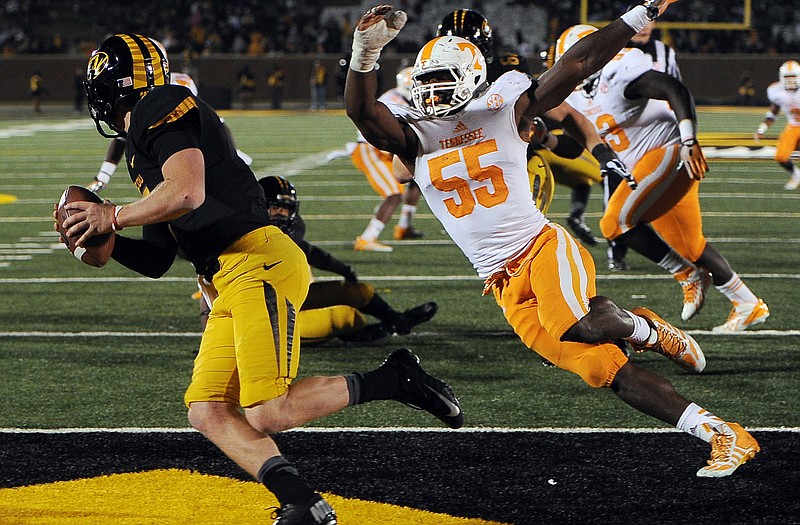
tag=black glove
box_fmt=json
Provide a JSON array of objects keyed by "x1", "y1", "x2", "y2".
[{"x1": 592, "y1": 143, "x2": 637, "y2": 190}]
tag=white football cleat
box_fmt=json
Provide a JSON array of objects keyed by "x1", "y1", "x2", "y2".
[
  {"x1": 675, "y1": 267, "x2": 712, "y2": 321},
  {"x1": 713, "y1": 299, "x2": 770, "y2": 333},
  {"x1": 354, "y1": 236, "x2": 393, "y2": 252},
  {"x1": 697, "y1": 422, "x2": 760, "y2": 478}
]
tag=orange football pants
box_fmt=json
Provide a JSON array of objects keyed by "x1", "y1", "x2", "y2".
[
  {"x1": 489, "y1": 224, "x2": 628, "y2": 388},
  {"x1": 600, "y1": 144, "x2": 695, "y2": 239},
  {"x1": 351, "y1": 142, "x2": 404, "y2": 197},
  {"x1": 775, "y1": 124, "x2": 800, "y2": 164}
]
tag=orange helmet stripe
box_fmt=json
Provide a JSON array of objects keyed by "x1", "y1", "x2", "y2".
[{"x1": 419, "y1": 38, "x2": 440, "y2": 62}]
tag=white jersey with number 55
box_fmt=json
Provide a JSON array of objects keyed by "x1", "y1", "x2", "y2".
[
  {"x1": 565, "y1": 47, "x2": 680, "y2": 169},
  {"x1": 390, "y1": 70, "x2": 548, "y2": 278}
]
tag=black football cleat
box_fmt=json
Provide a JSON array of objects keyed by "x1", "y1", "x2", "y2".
[
  {"x1": 566, "y1": 215, "x2": 599, "y2": 246},
  {"x1": 271, "y1": 493, "x2": 337, "y2": 525},
  {"x1": 380, "y1": 348, "x2": 464, "y2": 429},
  {"x1": 390, "y1": 301, "x2": 439, "y2": 335}
]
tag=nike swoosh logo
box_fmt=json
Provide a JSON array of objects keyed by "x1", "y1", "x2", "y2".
[
  {"x1": 263, "y1": 261, "x2": 282, "y2": 271},
  {"x1": 425, "y1": 385, "x2": 461, "y2": 417}
]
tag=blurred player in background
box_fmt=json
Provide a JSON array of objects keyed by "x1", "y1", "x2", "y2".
[
  {"x1": 347, "y1": 3, "x2": 759, "y2": 479},
  {"x1": 339, "y1": 65, "x2": 424, "y2": 251},
  {"x1": 71, "y1": 33, "x2": 463, "y2": 524},
  {"x1": 560, "y1": 24, "x2": 769, "y2": 332},
  {"x1": 754, "y1": 60, "x2": 800, "y2": 191},
  {"x1": 603, "y1": 16, "x2": 682, "y2": 270},
  {"x1": 257, "y1": 175, "x2": 437, "y2": 343}
]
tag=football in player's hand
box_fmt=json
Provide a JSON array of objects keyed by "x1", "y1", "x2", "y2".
[{"x1": 56, "y1": 185, "x2": 115, "y2": 267}]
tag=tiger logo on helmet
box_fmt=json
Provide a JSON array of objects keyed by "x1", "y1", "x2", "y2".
[
  {"x1": 411, "y1": 36, "x2": 487, "y2": 117},
  {"x1": 779, "y1": 60, "x2": 799, "y2": 92},
  {"x1": 85, "y1": 33, "x2": 170, "y2": 138},
  {"x1": 554, "y1": 24, "x2": 601, "y2": 97}
]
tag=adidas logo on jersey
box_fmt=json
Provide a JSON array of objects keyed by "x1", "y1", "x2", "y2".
[{"x1": 453, "y1": 121, "x2": 469, "y2": 134}]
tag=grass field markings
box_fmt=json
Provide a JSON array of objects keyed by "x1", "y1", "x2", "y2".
[
  {"x1": 1, "y1": 426, "x2": 797, "y2": 433},
  {"x1": 252, "y1": 151, "x2": 333, "y2": 178},
  {"x1": 3, "y1": 328, "x2": 800, "y2": 338},
  {"x1": 2, "y1": 272, "x2": 799, "y2": 285},
  {"x1": 0, "y1": 119, "x2": 92, "y2": 139}
]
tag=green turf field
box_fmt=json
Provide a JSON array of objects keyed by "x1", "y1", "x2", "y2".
[
  {"x1": 0, "y1": 107, "x2": 798, "y2": 431},
  {"x1": 1, "y1": 107, "x2": 799, "y2": 525}
]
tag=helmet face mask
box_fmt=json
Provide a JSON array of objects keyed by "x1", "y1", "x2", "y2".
[
  {"x1": 411, "y1": 36, "x2": 487, "y2": 117},
  {"x1": 85, "y1": 33, "x2": 170, "y2": 138},
  {"x1": 436, "y1": 9, "x2": 494, "y2": 62},
  {"x1": 554, "y1": 24, "x2": 600, "y2": 97},
  {"x1": 780, "y1": 60, "x2": 799, "y2": 92},
  {"x1": 258, "y1": 176, "x2": 298, "y2": 233}
]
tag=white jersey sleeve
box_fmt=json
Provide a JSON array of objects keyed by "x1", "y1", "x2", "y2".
[
  {"x1": 171, "y1": 73, "x2": 199, "y2": 97},
  {"x1": 392, "y1": 71, "x2": 549, "y2": 278},
  {"x1": 565, "y1": 48, "x2": 679, "y2": 168},
  {"x1": 767, "y1": 82, "x2": 800, "y2": 127}
]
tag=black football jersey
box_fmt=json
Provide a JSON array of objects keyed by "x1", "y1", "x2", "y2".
[{"x1": 124, "y1": 85, "x2": 269, "y2": 273}]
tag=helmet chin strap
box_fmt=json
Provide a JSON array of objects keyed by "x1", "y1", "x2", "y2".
[{"x1": 93, "y1": 117, "x2": 126, "y2": 139}]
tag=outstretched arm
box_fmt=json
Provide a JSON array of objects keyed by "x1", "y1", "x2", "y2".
[
  {"x1": 344, "y1": 5, "x2": 418, "y2": 161},
  {"x1": 526, "y1": 1, "x2": 676, "y2": 118}
]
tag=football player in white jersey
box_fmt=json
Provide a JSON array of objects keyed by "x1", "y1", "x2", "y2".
[
  {"x1": 606, "y1": 17, "x2": 681, "y2": 270},
  {"x1": 754, "y1": 60, "x2": 800, "y2": 190},
  {"x1": 560, "y1": 24, "x2": 769, "y2": 333},
  {"x1": 346, "y1": 3, "x2": 759, "y2": 478}
]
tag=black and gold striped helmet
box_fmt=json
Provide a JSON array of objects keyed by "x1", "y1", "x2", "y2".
[
  {"x1": 258, "y1": 176, "x2": 299, "y2": 233},
  {"x1": 436, "y1": 9, "x2": 494, "y2": 61},
  {"x1": 85, "y1": 33, "x2": 169, "y2": 137}
]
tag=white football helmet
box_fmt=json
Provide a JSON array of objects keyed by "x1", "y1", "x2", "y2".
[
  {"x1": 395, "y1": 66, "x2": 413, "y2": 101},
  {"x1": 411, "y1": 36, "x2": 487, "y2": 117},
  {"x1": 779, "y1": 60, "x2": 799, "y2": 92},
  {"x1": 554, "y1": 24, "x2": 600, "y2": 97}
]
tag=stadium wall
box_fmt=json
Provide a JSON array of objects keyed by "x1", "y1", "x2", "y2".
[{"x1": 0, "y1": 54, "x2": 792, "y2": 108}]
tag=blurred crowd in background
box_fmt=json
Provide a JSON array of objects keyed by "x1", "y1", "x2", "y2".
[{"x1": 1, "y1": 0, "x2": 798, "y2": 60}]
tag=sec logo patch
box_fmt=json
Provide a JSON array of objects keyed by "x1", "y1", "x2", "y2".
[{"x1": 487, "y1": 94, "x2": 504, "y2": 111}]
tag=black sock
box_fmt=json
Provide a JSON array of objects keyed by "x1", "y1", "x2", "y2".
[
  {"x1": 360, "y1": 294, "x2": 403, "y2": 326},
  {"x1": 345, "y1": 366, "x2": 400, "y2": 406},
  {"x1": 258, "y1": 456, "x2": 315, "y2": 505},
  {"x1": 570, "y1": 185, "x2": 591, "y2": 217}
]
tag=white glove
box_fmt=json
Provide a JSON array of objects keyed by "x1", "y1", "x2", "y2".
[{"x1": 351, "y1": 5, "x2": 407, "y2": 72}]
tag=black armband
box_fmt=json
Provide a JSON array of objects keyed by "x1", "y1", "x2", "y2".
[{"x1": 591, "y1": 143, "x2": 615, "y2": 164}]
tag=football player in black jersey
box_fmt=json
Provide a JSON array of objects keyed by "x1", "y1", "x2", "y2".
[{"x1": 61, "y1": 33, "x2": 464, "y2": 524}]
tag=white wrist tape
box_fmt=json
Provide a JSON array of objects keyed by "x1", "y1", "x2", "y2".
[
  {"x1": 96, "y1": 161, "x2": 116, "y2": 184},
  {"x1": 620, "y1": 5, "x2": 652, "y2": 33},
  {"x1": 678, "y1": 119, "x2": 696, "y2": 144},
  {"x1": 350, "y1": 9, "x2": 407, "y2": 73},
  {"x1": 765, "y1": 111, "x2": 777, "y2": 121},
  {"x1": 757, "y1": 122, "x2": 769, "y2": 135},
  {"x1": 350, "y1": 40, "x2": 381, "y2": 73}
]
